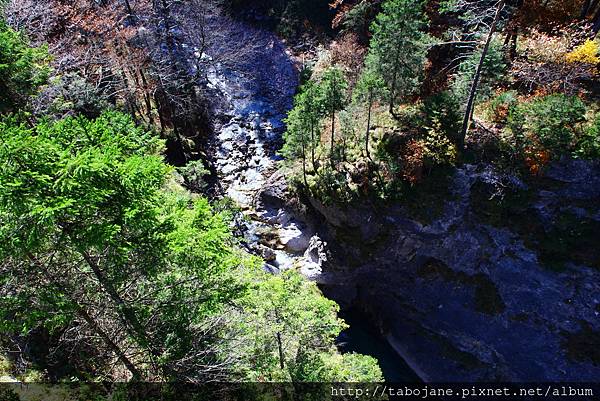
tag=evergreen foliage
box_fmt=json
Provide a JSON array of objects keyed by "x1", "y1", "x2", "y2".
[
  {"x1": 365, "y1": 0, "x2": 431, "y2": 116},
  {"x1": 0, "y1": 21, "x2": 51, "y2": 114}
]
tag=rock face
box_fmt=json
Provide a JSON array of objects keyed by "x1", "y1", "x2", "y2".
[
  {"x1": 202, "y1": 9, "x2": 600, "y2": 383},
  {"x1": 310, "y1": 160, "x2": 600, "y2": 382},
  {"x1": 301, "y1": 235, "x2": 329, "y2": 279}
]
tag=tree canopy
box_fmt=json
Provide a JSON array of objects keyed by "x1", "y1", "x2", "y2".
[{"x1": 0, "y1": 21, "x2": 50, "y2": 113}]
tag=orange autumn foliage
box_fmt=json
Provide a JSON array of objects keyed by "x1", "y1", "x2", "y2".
[{"x1": 524, "y1": 147, "x2": 552, "y2": 175}]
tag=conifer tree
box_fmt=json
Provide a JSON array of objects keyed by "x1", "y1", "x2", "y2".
[
  {"x1": 365, "y1": 0, "x2": 431, "y2": 118},
  {"x1": 319, "y1": 67, "x2": 348, "y2": 168}
]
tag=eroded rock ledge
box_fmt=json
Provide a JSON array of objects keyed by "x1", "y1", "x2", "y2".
[{"x1": 270, "y1": 159, "x2": 600, "y2": 382}]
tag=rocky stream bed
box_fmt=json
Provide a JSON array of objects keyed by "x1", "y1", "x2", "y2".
[{"x1": 203, "y1": 14, "x2": 600, "y2": 383}]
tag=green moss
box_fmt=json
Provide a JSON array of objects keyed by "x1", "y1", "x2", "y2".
[
  {"x1": 17, "y1": 368, "x2": 44, "y2": 382},
  {"x1": 0, "y1": 355, "x2": 12, "y2": 376},
  {"x1": 0, "y1": 387, "x2": 19, "y2": 401}
]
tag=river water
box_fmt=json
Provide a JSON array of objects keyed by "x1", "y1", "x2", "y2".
[{"x1": 204, "y1": 15, "x2": 418, "y2": 382}]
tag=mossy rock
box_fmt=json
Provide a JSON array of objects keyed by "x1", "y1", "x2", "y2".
[
  {"x1": 0, "y1": 357, "x2": 12, "y2": 377},
  {"x1": 0, "y1": 387, "x2": 19, "y2": 401},
  {"x1": 470, "y1": 179, "x2": 600, "y2": 271}
]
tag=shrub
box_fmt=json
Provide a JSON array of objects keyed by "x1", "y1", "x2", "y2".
[
  {"x1": 46, "y1": 73, "x2": 111, "y2": 118},
  {"x1": 401, "y1": 138, "x2": 425, "y2": 184},
  {"x1": 177, "y1": 159, "x2": 210, "y2": 192},
  {"x1": 452, "y1": 38, "x2": 507, "y2": 105},
  {"x1": 575, "y1": 114, "x2": 600, "y2": 159},
  {"x1": 517, "y1": 30, "x2": 570, "y2": 64},
  {"x1": 421, "y1": 123, "x2": 458, "y2": 170},
  {"x1": 565, "y1": 39, "x2": 600, "y2": 64},
  {"x1": 394, "y1": 103, "x2": 425, "y2": 136},
  {"x1": 0, "y1": 355, "x2": 12, "y2": 376},
  {"x1": 488, "y1": 91, "x2": 518, "y2": 123},
  {"x1": 0, "y1": 21, "x2": 51, "y2": 113},
  {"x1": 507, "y1": 94, "x2": 586, "y2": 158},
  {"x1": 421, "y1": 91, "x2": 462, "y2": 144}
]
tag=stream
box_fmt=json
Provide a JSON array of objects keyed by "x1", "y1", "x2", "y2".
[{"x1": 203, "y1": 16, "x2": 418, "y2": 382}]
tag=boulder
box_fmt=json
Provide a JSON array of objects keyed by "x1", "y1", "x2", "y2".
[{"x1": 278, "y1": 223, "x2": 310, "y2": 253}]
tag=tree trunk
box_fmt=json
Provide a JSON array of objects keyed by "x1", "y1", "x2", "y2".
[
  {"x1": 123, "y1": 0, "x2": 133, "y2": 15},
  {"x1": 388, "y1": 44, "x2": 402, "y2": 119},
  {"x1": 310, "y1": 123, "x2": 317, "y2": 172},
  {"x1": 591, "y1": 0, "x2": 600, "y2": 15},
  {"x1": 593, "y1": 6, "x2": 600, "y2": 33},
  {"x1": 301, "y1": 137, "x2": 308, "y2": 187},
  {"x1": 459, "y1": 0, "x2": 506, "y2": 150},
  {"x1": 31, "y1": 255, "x2": 141, "y2": 380},
  {"x1": 139, "y1": 69, "x2": 155, "y2": 124},
  {"x1": 509, "y1": 28, "x2": 518, "y2": 60},
  {"x1": 276, "y1": 332, "x2": 285, "y2": 370},
  {"x1": 75, "y1": 305, "x2": 141, "y2": 380},
  {"x1": 330, "y1": 109, "x2": 336, "y2": 168},
  {"x1": 581, "y1": 0, "x2": 592, "y2": 19},
  {"x1": 584, "y1": 0, "x2": 600, "y2": 18},
  {"x1": 365, "y1": 90, "x2": 373, "y2": 160},
  {"x1": 79, "y1": 250, "x2": 163, "y2": 375}
]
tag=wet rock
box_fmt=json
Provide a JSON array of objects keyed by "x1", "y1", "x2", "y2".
[
  {"x1": 301, "y1": 236, "x2": 329, "y2": 280},
  {"x1": 278, "y1": 223, "x2": 310, "y2": 253},
  {"x1": 259, "y1": 170, "x2": 289, "y2": 208},
  {"x1": 263, "y1": 263, "x2": 280, "y2": 274},
  {"x1": 258, "y1": 245, "x2": 276, "y2": 262},
  {"x1": 304, "y1": 235, "x2": 328, "y2": 267}
]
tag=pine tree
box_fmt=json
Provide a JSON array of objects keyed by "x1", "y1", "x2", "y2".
[
  {"x1": 0, "y1": 21, "x2": 50, "y2": 114},
  {"x1": 354, "y1": 63, "x2": 386, "y2": 160},
  {"x1": 318, "y1": 67, "x2": 348, "y2": 168},
  {"x1": 365, "y1": 0, "x2": 431, "y2": 118},
  {"x1": 281, "y1": 106, "x2": 309, "y2": 185}
]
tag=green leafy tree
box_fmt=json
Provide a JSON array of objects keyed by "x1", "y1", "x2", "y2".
[
  {"x1": 281, "y1": 81, "x2": 322, "y2": 183},
  {"x1": 442, "y1": 0, "x2": 509, "y2": 148},
  {"x1": 0, "y1": 111, "x2": 252, "y2": 381},
  {"x1": 301, "y1": 80, "x2": 322, "y2": 172},
  {"x1": 451, "y1": 39, "x2": 507, "y2": 107},
  {"x1": 507, "y1": 94, "x2": 586, "y2": 157},
  {"x1": 281, "y1": 105, "x2": 310, "y2": 185},
  {"x1": 421, "y1": 91, "x2": 463, "y2": 144},
  {"x1": 318, "y1": 67, "x2": 348, "y2": 168},
  {"x1": 235, "y1": 270, "x2": 383, "y2": 382},
  {"x1": 338, "y1": 0, "x2": 379, "y2": 43},
  {"x1": 576, "y1": 113, "x2": 600, "y2": 159},
  {"x1": 365, "y1": 0, "x2": 431, "y2": 118},
  {"x1": 0, "y1": 21, "x2": 51, "y2": 114}
]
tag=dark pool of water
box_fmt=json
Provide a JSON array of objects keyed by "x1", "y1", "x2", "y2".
[{"x1": 337, "y1": 308, "x2": 421, "y2": 383}]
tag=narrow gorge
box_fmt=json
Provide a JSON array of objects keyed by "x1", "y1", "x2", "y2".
[{"x1": 204, "y1": 11, "x2": 600, "y2": 383}]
